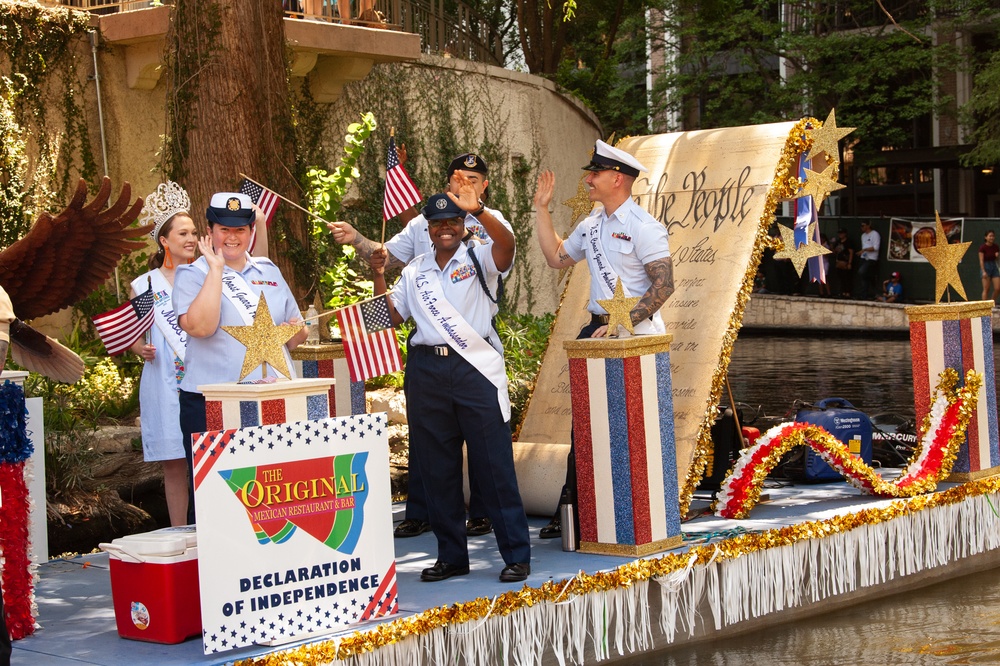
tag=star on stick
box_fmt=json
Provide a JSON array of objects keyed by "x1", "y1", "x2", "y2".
[
  {"x1": 222, "y1": 293, "x2": 301, "y2": 382},
  {"x1": 807, "y1": 109, "x2": 855, "y2": 162},
  {"x1": 596, "y1": 278, "x2": 641, "y2": 337},
  {"x1": 918, "y1": 210, "x2": 971, "y2": 302},
  {"x1": 773, "y1": 222, "x2": 831, "y2": 277},
  {"x1": 800, "y1": 164, "x2": 847, "y2": 212},
  {"x1": 562, "y1": 175, "x2": 596, "y2": 222}
]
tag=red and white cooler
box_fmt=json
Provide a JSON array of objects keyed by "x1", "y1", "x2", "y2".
[{"x1": 100, "y1": 525, "x2": 201, "y2": 644}]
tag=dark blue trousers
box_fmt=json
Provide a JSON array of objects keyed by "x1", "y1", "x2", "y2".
[
  {"x1": 405, "y1": 345, "x2": 531, "y2": 567},
  {"x1": 178, "y1": 389, "x2": 206, "y2": 525}
]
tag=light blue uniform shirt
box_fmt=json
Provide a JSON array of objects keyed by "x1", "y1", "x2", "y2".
[
  {"x1": 385, "y1": 206, "x2": 514, "y2": 277},
  {"x1": 563, "y1": 197, "x2": 670, "y2": 333},
  {"x1": 173, "y1": 255, "x2": 300, "y2": 392},
  {"x1": 391, "y1": 242, "x2": 502, "y2": 348}
]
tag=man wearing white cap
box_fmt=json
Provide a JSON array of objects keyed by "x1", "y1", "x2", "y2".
[
  {"x1": 173, "y1": 191, "x2": 307, "y2": 523},
  {"x1": 532, "y1": 140, "x2": 675, "y2": 538}
]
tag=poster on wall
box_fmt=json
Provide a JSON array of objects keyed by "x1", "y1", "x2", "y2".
[
  {"x1": 888, "y1": 217, "x2": 965, "y2": 262},
  {"x1": 192, "y1": 413, "x2": 397, "y2": 654}
]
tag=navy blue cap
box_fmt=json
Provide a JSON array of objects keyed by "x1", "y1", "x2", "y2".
[
  {"x1": 206, "y1": 192, "x2": 256, "y2": 227},
  {"x1": 422, "y1": 193, "x2": 465, "y2": 220},
  {"x1": 447, "y1": 153, "x2": 488, "y2": 178}
]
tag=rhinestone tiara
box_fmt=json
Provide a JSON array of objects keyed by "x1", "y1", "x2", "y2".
[{"x1": 140, "y1": 181, "x2": 192, "y2": 240}]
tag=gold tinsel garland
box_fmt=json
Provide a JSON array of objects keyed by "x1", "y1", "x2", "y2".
[
  {"x1": 678, "y1": 117, "x2": 818, "y2": 515},
  {"x1": 239, "y1": 464, "x2": 1000, "y2": 664}
]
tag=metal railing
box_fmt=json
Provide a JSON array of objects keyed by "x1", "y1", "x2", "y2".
[{"x1": 41, "y1": 0, "x2": 504, "y2": 66}]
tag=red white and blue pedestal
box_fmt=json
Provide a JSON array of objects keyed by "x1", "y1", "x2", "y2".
[
  {"x1": 290, "y1": 342, "x2": 366, "y2": 416},
  {"x1": 563, "y1": 334, "x2": 682, "y2": 556},
  {"x1": 199, "y1": 378, "x2": 337, "y2": 431},
  {"x1": 907, "y1": 301, "x2": 1000, "y2": 481}
]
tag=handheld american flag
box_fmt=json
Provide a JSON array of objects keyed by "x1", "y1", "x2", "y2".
[
  {"x1": 92, "y1": 279, "x2": 155, "y2": 355},
  {"x1": 238, "y1": 178, "x2": 279, "y2": 226},
  {"x1": 383, "y1": 136, "x2": 421, "y2": 221},
  {"x1": 335, "y1": 294, "x2": 402, "y2": 382}
]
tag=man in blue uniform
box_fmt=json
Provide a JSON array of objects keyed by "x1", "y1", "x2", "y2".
[
  {"x1": 533, "y1": 140, "x2": 675, "y2": 538},
  {"x1": 371, "y1": 182, "x2": 531, "y2": 583}
]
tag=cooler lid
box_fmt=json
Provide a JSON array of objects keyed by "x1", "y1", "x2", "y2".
[
  {"x1": 148, "y1": 525, "x2": 197, "y2": 549},
  {"x1": 112, "y1": 534, "x2": 187, "y2": 558}
]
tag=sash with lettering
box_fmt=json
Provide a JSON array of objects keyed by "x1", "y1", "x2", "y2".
[
  {"x1": 132, "y1": 271, "x2": 187, "y2": 383},
  {"x1": 414, "y1": 264, "x2": 511, "y2": 422},
  {"x1": 585, "y1": 216, "x2": 660, "y2": 335},
  {"x1": 192, "y1": 256, "x2": 296, "y2": 379}
]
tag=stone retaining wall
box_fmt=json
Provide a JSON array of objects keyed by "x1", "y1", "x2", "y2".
[{"x1": 742, "y1": 293, "x2": 1000, "y2": 333}]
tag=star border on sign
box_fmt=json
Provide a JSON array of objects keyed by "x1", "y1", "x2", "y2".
[
  {"x1": 596, "y1": 278, "x2": 641, "y2": 337},
  {"x1": 773, "y1": 222, "x2": 831, "y2": 277},
  {"x1": 562, "y1": 175, "x2": 596, "y2": 223},
  {"x1": 807, "y1": 109, "x2": 855, "y2": 162},
  {"x1": 221, "y1": 292, "x2": 301, "y2": 382},
  {"x1": 917, "y1": 210, "x2": 971, "y2": 303},
  {"x1": 800, "y1": 164, "x2": 847, "y2": 212}
]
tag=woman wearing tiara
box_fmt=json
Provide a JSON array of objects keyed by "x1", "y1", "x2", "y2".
[{"x1": 129, "y1": 182, "x2": 198, "y2": 526}]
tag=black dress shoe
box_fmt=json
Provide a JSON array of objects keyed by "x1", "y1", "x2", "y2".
[
  {"x1": 394, "y1": 519, "x2": 431, "y2": 538},
  {"x1": 499, "y1": 562, "x2": 530, "y2": 582},
  {"x1": 420, "y1": 561, "x2": 470, "y2": 582},
  {"x1": 466, "y1": 517, "x2": 493, "y2": 536},
  {"x1": 539, "y1": 517, "x2": 561, "y2": 539}
]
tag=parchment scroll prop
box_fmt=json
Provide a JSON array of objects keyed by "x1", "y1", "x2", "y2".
[{"x1": 518, "y1": 117, "x2": 845, "y2": 517}]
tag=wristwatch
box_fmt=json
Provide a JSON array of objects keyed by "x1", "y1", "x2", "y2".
[{"x1": 471, "y1": 199, "x2": 485, "y2": 217}]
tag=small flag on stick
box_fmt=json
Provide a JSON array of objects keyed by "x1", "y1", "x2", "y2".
[
  {"x1": 92, "y1": 279, "x2": 155, "y2": 355},
  {"x1": 335, "y1": 294, "x2": 402, "y2": 382},
  {"x1": 383, "y1": 135, "x2": 421, "y2": 222},
  {"x1": 239, "y1": 178, "x2": 280, "y2": 227}
]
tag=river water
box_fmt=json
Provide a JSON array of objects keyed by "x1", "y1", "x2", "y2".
[{"x1": 627, "y1": 334, "x2": 1000, "y2": 665}]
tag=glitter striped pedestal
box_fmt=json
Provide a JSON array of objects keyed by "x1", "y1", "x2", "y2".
[
  {"x1": 563, "y1": 334, "x2": 682, "y2": 556},
  {"x1": 290, "y1": 342, "x2": 366, "y2": 416},
  {"x1": 906, "y1": 301, "x2": 1000, "y2": 481},
  {"x1": 198, "y1": 378, "x2": 337, "y2": 431}
]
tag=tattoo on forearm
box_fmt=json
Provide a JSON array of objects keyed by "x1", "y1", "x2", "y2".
[
  {"x1": 632, "y1": 257, "x2": 675, "y2": 324},
  {"x1": 354, "y1": 236, "x2": 403, "y2": 270}
]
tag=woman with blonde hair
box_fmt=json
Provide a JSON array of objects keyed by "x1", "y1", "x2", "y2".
[{"x1": 129, "y1": 181, "x2": 198, "y2": 526}]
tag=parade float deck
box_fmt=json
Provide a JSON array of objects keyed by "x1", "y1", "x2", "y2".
[{"x1": 14, "y1": 473, "x2": 1000, "y2": 666}]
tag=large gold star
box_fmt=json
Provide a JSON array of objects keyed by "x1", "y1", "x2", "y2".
[
  {"x1": 918, "y1": 211, "x2": 971, "y2": 302},
  {"x1": 562, "y1": 175, "x2": 596, "y2": 222},
  {"x1": 807, "y1": 109, "x2": 855, "y2": 162},
  {"x1": 222, "y1": 293, "x2": 301, "y2": 382},
  {"x1": 596, "y1": 278, "x2": 641, "y2": 337},
  {"x1": 800, "y1": 164, "x2": 847, "y2": 212},
  {"x1": 773, "y1": 222, "x2": 831, "y2": 277}
]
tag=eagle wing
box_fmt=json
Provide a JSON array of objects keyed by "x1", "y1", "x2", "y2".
[{"x1": 0, "y1": 177, "x2": 152, "y2": 321}]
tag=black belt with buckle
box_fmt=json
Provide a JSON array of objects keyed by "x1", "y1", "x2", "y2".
[
  {"x1": 590, "y1": 313, "x2": 610, "y2": 326},
  {"x1": 414, "y1": 344, "x2": 450, "y2": 356}
]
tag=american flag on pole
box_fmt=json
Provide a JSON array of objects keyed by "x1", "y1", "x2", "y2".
[
  {"x1": 239, "y1": 178, "x2": 280, "y2": 254},
  {"x1": 335, "y1": 295, "x2": 402, "y2": 382},
  {"x1": 239, "y1": 178, "x2": 280, "y2": 226},
  {"x1": 92, "y1": 279, "x2": 155, "y2": 355},
  {"x1": 383, "y1": 136, "x2": 421, "y2": 221}
]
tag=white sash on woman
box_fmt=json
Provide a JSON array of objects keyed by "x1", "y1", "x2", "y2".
[
  {"x1": 136, "y1": 271, "x2": 188, "y2": 365},
  {"x1": 192, "y1": 257, "x2": 295, "y2": 378},
  {"x1": 414, "y1": 266, "x2": 511, "y2": 422}
]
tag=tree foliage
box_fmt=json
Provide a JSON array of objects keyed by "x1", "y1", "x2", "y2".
[{"x1": 648, "y1": 0, "x2": 999, "y2": 164}]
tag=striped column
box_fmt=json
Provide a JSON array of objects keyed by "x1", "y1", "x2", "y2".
[
  {"x1": 199, "y1": 378, "x2": 336, "y2": 431},
  {"x1": 906, "y1": 301, "x2": 1000, "y2": 481},
  {"x1": 291, "y1": 342, "x2": 367, "y2": 417},
  {"x1": 563, "y1": 334, "x2": 682, "y2": 556}
]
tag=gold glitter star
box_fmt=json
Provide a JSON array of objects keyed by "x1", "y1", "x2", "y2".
[
  {"x1": 799, "y1": 164, "x2": 846, "y2": 212},
  {"x1": 222, "y1": 293, "x2": 301, "y2": 381},
  {"x1": 773, "y1": 222, "x2": 831, "y2": 277},
  {"x1": 807, "y1": 109, "x2": 855, "y2": 162},
  {"x1": 596, "y1": 278, "x2": 641, "y2": 337},
  {"x1": 562, "y1": 175, "x2": 596, "y2": 222},
  {"x1": 918, "y1": 210, "x2": 971, "y2": 302},
  {"x1": 606, "y1": 132, "x2": 616, "y2": 146}
]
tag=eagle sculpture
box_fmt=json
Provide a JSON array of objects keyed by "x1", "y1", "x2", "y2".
[{"x1": 0, "y1": 177, "x2": 152, "y2": 383}]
